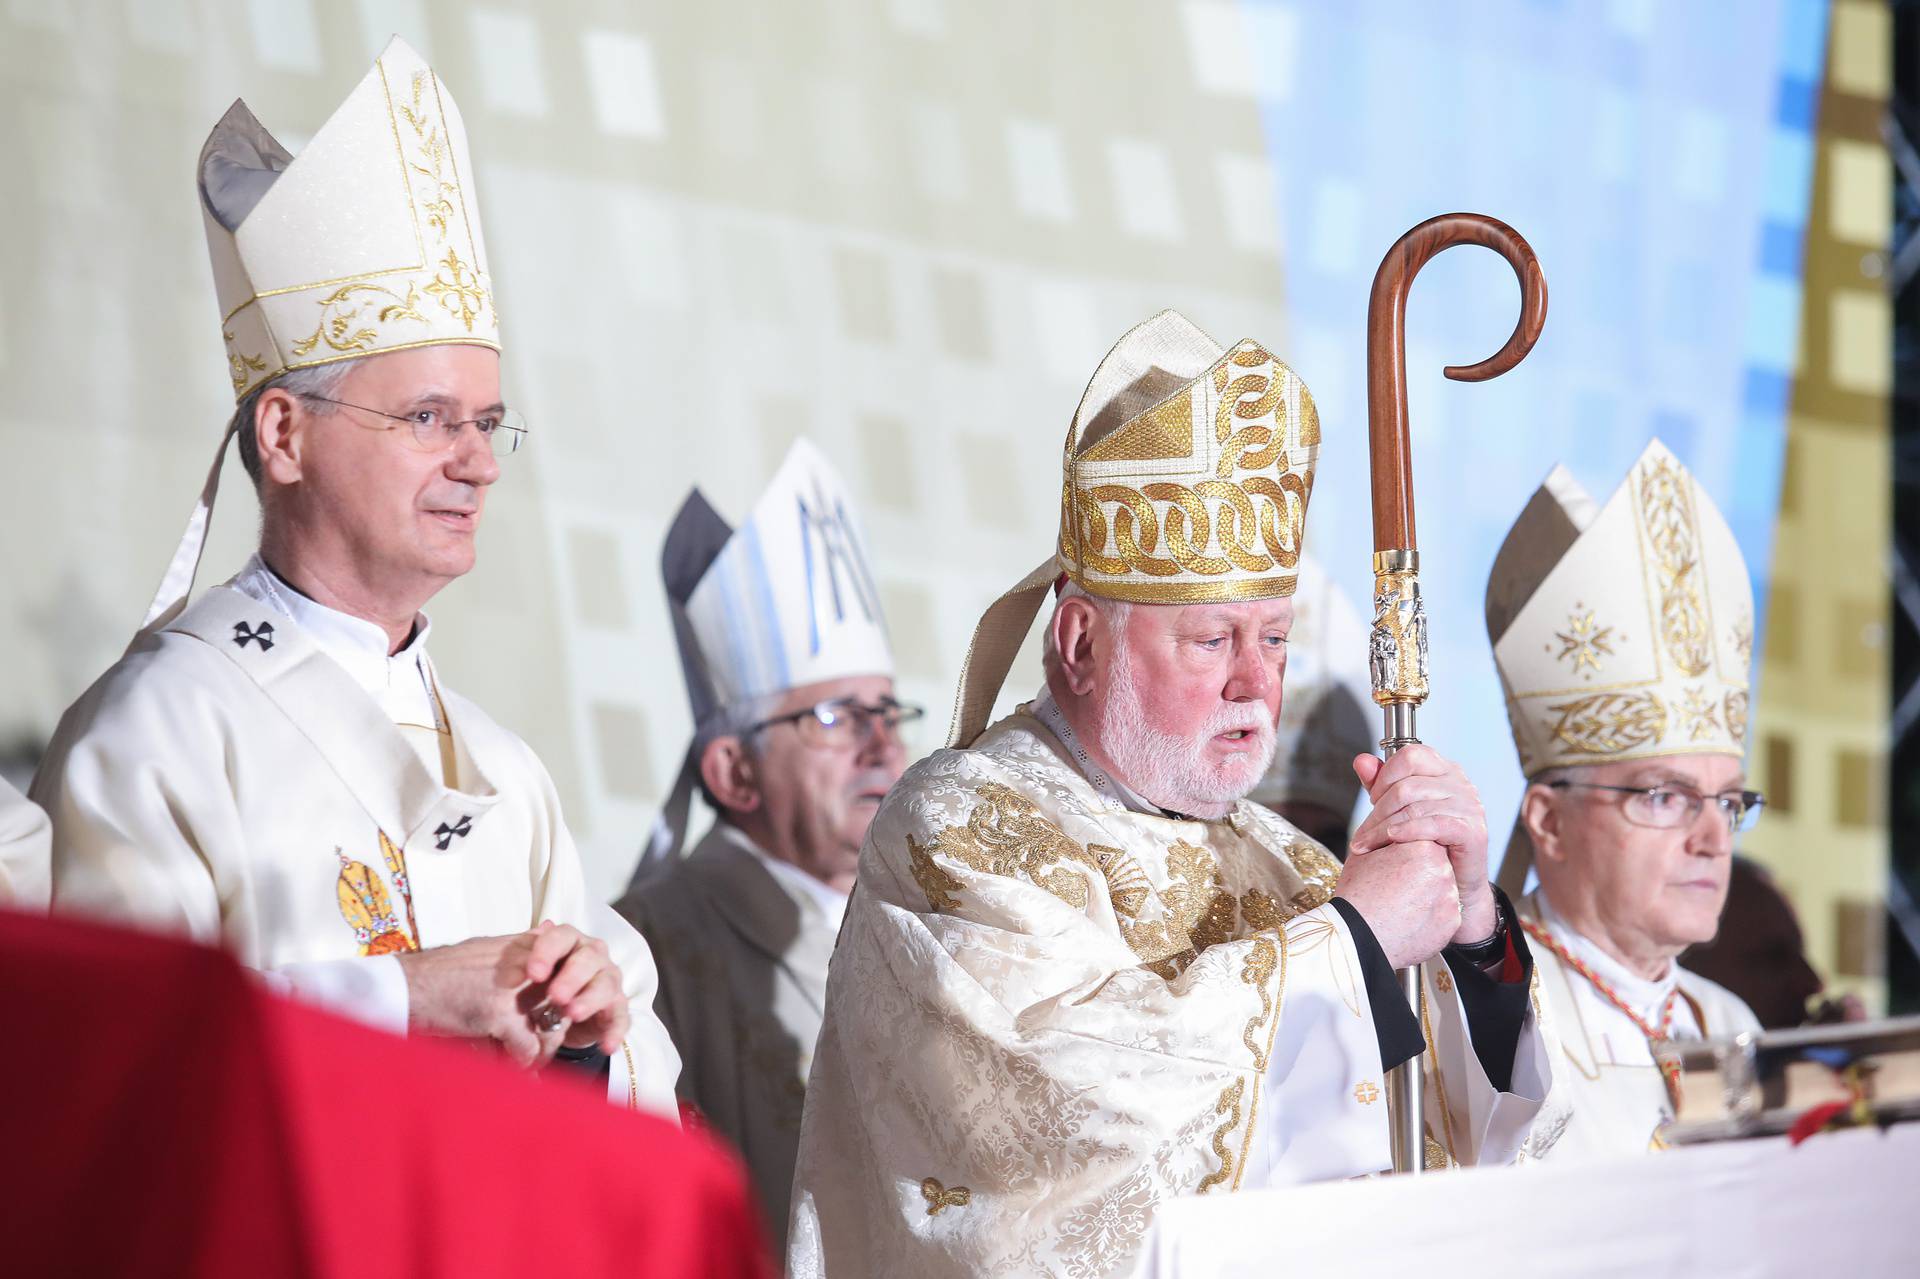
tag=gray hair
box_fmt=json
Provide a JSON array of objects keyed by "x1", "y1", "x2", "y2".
[
  {"x1": 691, "y1": 690, "x2": 789, "y2": 814},
  {"x1": 1041, "y1": 580, "x2": 1132, "y2": 675},
  {"x1": 228, "y1": 361, "x2": 357, "y2": 490}
]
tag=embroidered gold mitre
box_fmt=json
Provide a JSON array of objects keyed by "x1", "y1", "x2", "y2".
[
  {"x1": 1487, "y1": 438, "x2": 1754, "y2": 777},
  {"x1": 200, "y1": 36, "x2": 497, "y2": 400},
  {"x1": 947, "y1": 310, "x2": 1318, "y2": 747},
  {"x1": 1058, "y1": 310, "x2": 1318, "y2": 603}
]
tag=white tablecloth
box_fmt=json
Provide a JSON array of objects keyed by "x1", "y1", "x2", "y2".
[{"x1": 1137, "y1": 1124, "x2": 1920, "y2": 1277}]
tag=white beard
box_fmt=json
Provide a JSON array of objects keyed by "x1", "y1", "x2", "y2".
[{"x1": 1097, "y1": 640, "x2": 1277, "y2": 816}]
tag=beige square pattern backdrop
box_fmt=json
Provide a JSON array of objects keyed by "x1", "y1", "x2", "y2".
[{"x1": 0, "y1": 0, "x2": 1300, "y2": 900}]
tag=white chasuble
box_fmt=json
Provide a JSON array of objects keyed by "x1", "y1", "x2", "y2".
[
  {"x1": 618, "y1": 823, "x2": 841, "y2": 1251},
  {"x1": 1510, "y1": 891, "x2": 1758, "y2": 1160},
  {"x1": 34, "y1": 583, "x2": 679, "y2": 1113},
  {"x1": 0, "y1": 776, "x2": 51, "y2": 909},
  {"x1": 788, "y1": 711, "x2": 1551, "y2": 1279}
]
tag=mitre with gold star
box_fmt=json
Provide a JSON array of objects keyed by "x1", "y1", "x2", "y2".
[
  {"x1": 1486, "y1": 438, "x2": 1755, "y2": 782},
  {"x1": 948, "y1": 308, "x2": 1320, "y2": 746}
]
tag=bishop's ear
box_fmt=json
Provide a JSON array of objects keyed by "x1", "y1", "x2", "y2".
[
  {"x1": 699, "y1": 735, "x2": 763, "y2": 816},
  {"x1": 1520, "y1": 779, "x2": 1564, "y2": 864},
  {"x1": 1050, "y1": 595, "x2": 1105, "y2": 697},
  {"x1": 252, "y1": 387, "x2": 307, "y2": 486}
]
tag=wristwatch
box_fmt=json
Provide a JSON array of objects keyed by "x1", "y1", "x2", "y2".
[{"x1": 1447, "y1": 909, "x2": 1509, "y2": 966}]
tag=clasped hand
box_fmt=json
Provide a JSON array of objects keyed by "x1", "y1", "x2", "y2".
[
  {"x1": 1334, "y1": 744, "x2": 1496, "y2": 970},
  {"x1": 398, "y1": 920, "x2": 629, "y2": 1065}
]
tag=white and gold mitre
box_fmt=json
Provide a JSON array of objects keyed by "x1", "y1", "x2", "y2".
[
  {"x1": 949, "y1": 309, "x2": 1318, "y2": 746},
  {"x1": 1487, "y1": 438, "x2": 1754, "y2": 778},
  {"x1": 1057, "y1": 309, "x2": 1318, "y2": 602},
  {"x1": 137, "y1": 38, "x2": 498, "y2": 636},
  {"x1": 200, "y1": 36, "x2": 497, "y2": 400}
]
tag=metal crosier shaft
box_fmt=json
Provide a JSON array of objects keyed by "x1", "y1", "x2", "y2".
[
  {"x1": 1365, "y1": 213, "x2": 1547, "y2": 1176},
  {"x1": 1371, "y1": 547, "x2": 1430, "y2": 1177}
]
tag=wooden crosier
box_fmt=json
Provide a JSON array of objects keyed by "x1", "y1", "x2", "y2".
[{"x1": 1366, "y1": 213, "x2": 1547, "y2": 1175}]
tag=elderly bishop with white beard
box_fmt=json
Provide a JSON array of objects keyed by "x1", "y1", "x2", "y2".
[{"x1": 788, "y1": 311, "x2": 1555, "y2": 1279}]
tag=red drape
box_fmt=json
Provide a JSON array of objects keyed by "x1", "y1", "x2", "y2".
[{"x1": 0, "y1": 909, "x2": 774, "y2": 1279}]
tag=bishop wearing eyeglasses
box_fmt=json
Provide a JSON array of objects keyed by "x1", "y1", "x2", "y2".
[
  {"x1": 1453, "y1": 439, "x2": 1764, "y2": 1161},
  {"x1": 616, "y1": 438, "x2": 921, "y2": 1249},
  {"x1": 31, "y1": 39, "x2": 681, "y2": 1111}
]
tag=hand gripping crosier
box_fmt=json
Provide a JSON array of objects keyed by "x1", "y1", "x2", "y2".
[{"x1": 1366, "y1": 214, "x2": 1547, "y2": 1175}]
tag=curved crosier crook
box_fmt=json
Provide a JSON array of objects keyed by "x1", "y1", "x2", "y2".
[{"x1": 1366, "y1": 213, "x2": 1548, "y2": 550}]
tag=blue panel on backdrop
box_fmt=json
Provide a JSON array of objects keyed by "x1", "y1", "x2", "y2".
[{"x1": 1239, "y1": 0, "x2": 1826, "y2": 866}]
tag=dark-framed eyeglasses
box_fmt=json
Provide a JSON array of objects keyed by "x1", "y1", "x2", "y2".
[
  {"x1": 745, "y1": 697, "x2": 925, "y2": 752},
  {"x1": 1545, "y1": 780, "x2": 1766, "y2": 833},
  {"x1": 301, "y1": 393, "x2": 527, "y2": 457}
]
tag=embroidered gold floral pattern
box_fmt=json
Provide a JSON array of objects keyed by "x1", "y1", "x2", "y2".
[
  {"x1": 1195, "y1": 1078, "x2": 1245, "y2": 1194},
  {"x1": 908, "y1": 782, "x2": 1102, "y2": 913},
  {"x1": 1354, "y1": 1080, "x2": 1381, "y2": 1104},
  {"x1": 1554, "y1": 606, "x2": 1615, "y2": 675},
  {"x1": 224, "y1": 331, "x2": 268, "y2": 393},
  {"x1": 398, "y1": 69, "x2": 460, "y2": 238},
  {"x1": 1639, "y1": 456, "x2": 1712, "y2": 677},
  {"x1": 290, "y1": 281, "x2": 428, "y2": 357},
  {"x1": 1129, "y1": 839, "x2": 1234, "y2": 979},
  {"x1": 907, "y1": 833, "x2": 965, "y2": 912},
  {"x1": 917, "y1": 784, "x2": 1267, "y2": 980},
  {"x1": 422, "y1": 247, "x2": 490, "y2": 332},
  {"x1": 1284, "y1": 841, "x2": 1342, "y2": 908},
  {"x1": 1547, "y1": 691, "x2": 1667, "y2": 756},
  {"x1": 1238, "y1": 886, "x2": 1285, "y2": 934},
  {"x1": 920, "y1": 1177, "x2": 971, "y2": 1216},
  {"x1": 1234, "y1": 862, "x2": 1334, "y2": 939},
  {"x1": 1239, "y1": 937, "x2": 1280, "y2": 1067},
  {"x1": 1435, "y1": 969, "x2": 1454, "y2": 994}
]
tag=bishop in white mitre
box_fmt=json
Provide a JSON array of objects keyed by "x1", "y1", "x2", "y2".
[
  {"x1": 616, "y1": 439, "x2": 918, "y2": 1247},
  {"x1": 31, "y1": 39, "x2": 678, "y2": 1108},
  {"x1": 788, "y1": 311, "x2": 1555, "y2": 1278},
  {"x1": 1452, "y1": 440, "x2": 1763, "y2": 1160},
  {"x1": 0, "y1": 777, "x2": 51, "y2": 908}
]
